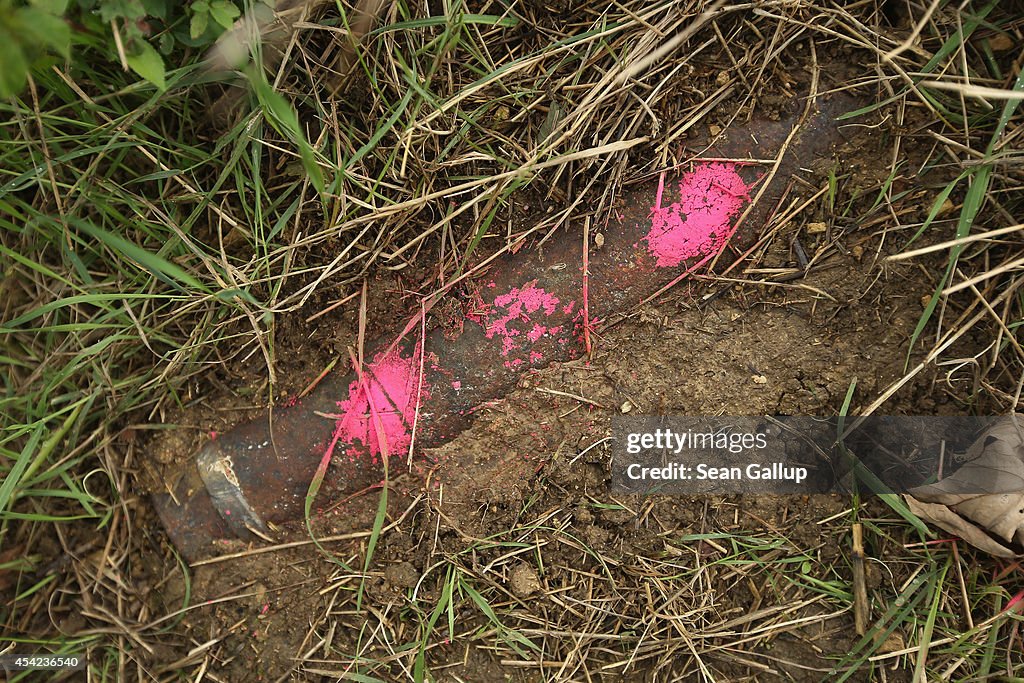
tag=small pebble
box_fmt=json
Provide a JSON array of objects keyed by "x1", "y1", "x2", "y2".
[
  {"x1": 509, "y1": 564, "x2": 542, "y2": 598},
  {"x1": 385, "y1": 561, "x2": 419, "y2": 589}
]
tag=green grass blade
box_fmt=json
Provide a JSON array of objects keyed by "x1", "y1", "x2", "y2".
[
  {"x1": 247, "y1": 67, "x2": 326, "y2": 194},
  {"x1": 0, "y1": 426, "x2": 44, "y2": 517},
  {"x1": 71, "y1": 218, "x2": 209, "y2": 293}
]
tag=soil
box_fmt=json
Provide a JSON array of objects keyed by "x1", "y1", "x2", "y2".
[
  {"x1": 131, "y1": 42, "x2": 990, "y2": 683},
  {"x1": 138, "y1": 257, "x2": 944, "y2": 680}
]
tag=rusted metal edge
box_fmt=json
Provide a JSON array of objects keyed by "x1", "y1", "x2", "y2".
[{"x1": 196, "y1": 444, "x2": 270, "y2": 538}]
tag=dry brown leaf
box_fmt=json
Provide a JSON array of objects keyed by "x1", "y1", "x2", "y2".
[
  {"x1": 905, "y1": 496, "x2": 1020, "y2": 558},
  {"x1": 905, "y1": 415, "x2": 1024, "y2": 557},
  {"x1": 875, "y1": 631, "x2": 906, "y2": 654}
]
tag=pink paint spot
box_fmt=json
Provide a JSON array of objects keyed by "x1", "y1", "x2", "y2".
[
  {"x1": 332, "y1": 344, "x2": 428, "y2": 460},
  {"x1": 644, "y1": 162, "x2": 752, "y2": 267},
  {"x1": 484, "y1": 282, "x2": 561, "y2": 356}
]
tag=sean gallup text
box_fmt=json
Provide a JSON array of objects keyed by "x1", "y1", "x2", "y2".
[{"x1": 625, "y1": 462, "x2": 808, "y2": 484}]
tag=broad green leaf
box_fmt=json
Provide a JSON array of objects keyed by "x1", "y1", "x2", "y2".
[
  {"x1": 18, "y1": 8, "x2": 71, "y2": 58},
  {"x1": 208, "y1": 0, "x2": 240, "y2": 29},
  {"x1": 157, "y1": 32, "x2": 173, "y2": 54},
  {"x1": 125, "y1": 40, "x2": 166, "y2": 91},
  {"x1": 140, "y1": 0, "x2": 168, "y2": 18},
  {"x1": 98, "y1": 0, "x2": 146, "y2": 23},
  {"x1": 190, "y1": 10, "x2": 209, "y2": 40},
  {"x1": 31, "y1": 0, "x2": 69, "y2": 13},
  {"x1": 0, "y1": 34, "x2": 29, "y2": 97}
]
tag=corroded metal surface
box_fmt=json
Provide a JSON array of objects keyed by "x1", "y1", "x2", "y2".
[{"x1": 153, "y1": 94, "x2": 856, "y2": 560}]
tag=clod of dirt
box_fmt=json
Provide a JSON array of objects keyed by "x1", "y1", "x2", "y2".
[
  {"x1": 907, "y1": 415, "x2": 1024, "y2": 558},
  {"x1": 509, "y1": 564, "x2": 542, "y2": 598},
  {"x1": 384, "y1": 561, "x2": 419, "y2": 589},
  {"x1": 253, "y1": 582, "x2": 268, "y2": 610}
]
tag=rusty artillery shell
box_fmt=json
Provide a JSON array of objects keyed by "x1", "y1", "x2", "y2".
[{"x1": 153, "y1": 95, "x2": 854, "y2": 560}]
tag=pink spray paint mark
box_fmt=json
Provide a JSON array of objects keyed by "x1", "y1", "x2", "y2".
[
  {"x1": 331, "y1": 343, "x2": 428, "y2": 461},
  {"x1": 644, "y1": 162, "x2": 752, "y2": 268},
  {"x1": 484, "y1": 282, "x2": 561, "y2": 359}
]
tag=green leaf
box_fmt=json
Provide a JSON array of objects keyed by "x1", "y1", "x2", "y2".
[
  {"x1": 0, "y1": 33, "x2": 29, "y2": 97},
  {"x1": 125, "y1": 40, "x2": 166, "y2": 91},
  {"x1": 901, "y1": 174, "x2": 962, "y2": 250},
  {"x1": 140, "y1": 0, "x2": 168, "y2": 18},
  {"x1": 368, "y1": 13, "x2": 519, "y2": 36},
  {"x1": 0, "y1": 427, "x2": 44, "y2": 517},
  {"x1": 248, "y1": 69, "x2": 325, "y2": 193},
  {"x1": 190, "y1": 10, "x2": 209, "y2": 40},
  {"x1": 17, "y1": 8, "x2": 72, "y2": 58},
  {"x1": 906, "y1": 165, "x2": 991, "y2": 363},
  {"x1": 98, "y1": 0, "x2": 146, "y2": 23},
  {"x1": 71, "y1": 219, "x2": 207, "y2": 293},
  {"x1": 208, "y1": 0, "x2": 240, "y2": 30},
  {"x1": 31, "y1": 0, "x2": 70, "y2": 13}
]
